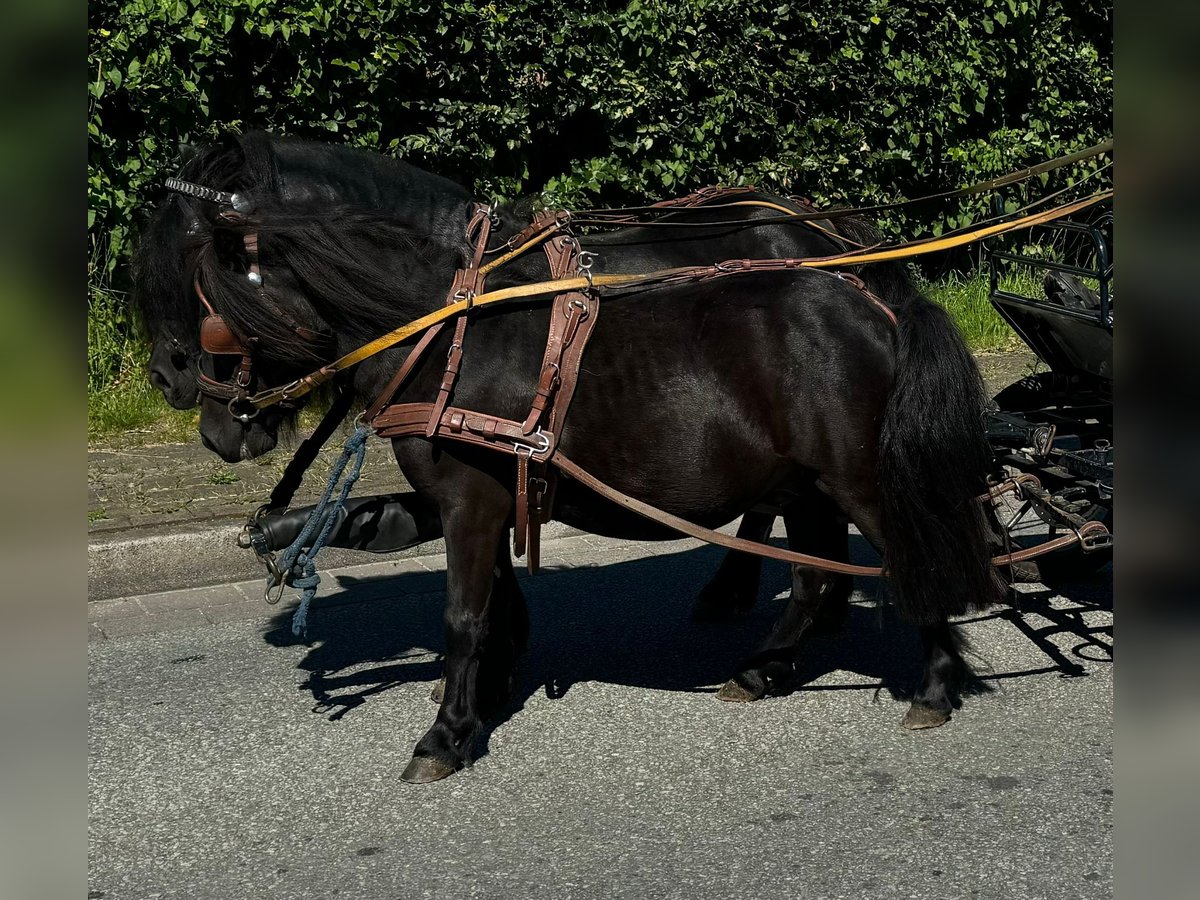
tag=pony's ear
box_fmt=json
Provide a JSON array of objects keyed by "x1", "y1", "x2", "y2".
[{"x1": 177, "y1": 142, "x2": 198, "y2": 166}]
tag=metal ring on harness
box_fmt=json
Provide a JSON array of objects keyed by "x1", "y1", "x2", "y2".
[
  {"x1": 577, "y1": 251, "x2": 598, "y2": 289},
  {"x1": 228, "y1": 396, "x2": 260, "y2": 423}
]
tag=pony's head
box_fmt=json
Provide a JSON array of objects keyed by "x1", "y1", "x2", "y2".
[
  {"x1": 176, "y1": 136, "x2": 475, "y2": 462},
  {"x1": 133, "y1": 130, "x2": 473, "y2": 417},
  {"x1": 132, "y1": 134, "x2": 281, "y2": 409}
]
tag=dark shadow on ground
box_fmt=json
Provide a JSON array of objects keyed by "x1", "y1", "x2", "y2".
[{"x1": 260, "y1": 534, "x2": 1113, "y2": 756}]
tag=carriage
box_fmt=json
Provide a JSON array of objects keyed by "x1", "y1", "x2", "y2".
[{"x1": 983, "y1": 197, "x2": 1113, "y2": 581}]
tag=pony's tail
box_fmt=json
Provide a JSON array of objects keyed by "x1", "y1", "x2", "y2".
[{"x1": 878, "y1": 294, "x2": 1006, "y2": 623}]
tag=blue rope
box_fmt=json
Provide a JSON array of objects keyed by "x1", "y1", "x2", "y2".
[{"x1": 276, "y1": 423, "x2": 371, "y2": 637}]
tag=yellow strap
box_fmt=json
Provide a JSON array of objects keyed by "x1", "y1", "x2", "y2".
[
  {"x1": 254, "y1": 189, "x2": 1111, "y2": 409},
  {"x1": 800, "y1": 189, "x2": 1111, "y2": 267}
]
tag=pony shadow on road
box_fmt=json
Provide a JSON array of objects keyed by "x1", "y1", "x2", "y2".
[{"x1": 260, "y1": 538, "x2": 1112, "y2": 746}]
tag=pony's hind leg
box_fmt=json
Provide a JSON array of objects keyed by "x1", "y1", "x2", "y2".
[
  {"x1": 691, "y1": 510, "x2": 773, "y2": 621},
  {"x1": 718, "y1": 493, "x2": 851, "y2": 702},
  {"x1": 902, "y1": 622, "x2": 970, "y2": 729},
  {"x1": 821, "y1": 480, "x2": 968, "y2": 731}
]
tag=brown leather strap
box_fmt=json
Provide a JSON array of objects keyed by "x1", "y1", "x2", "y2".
[
  {"x1": 834, "y1": 272, "x2": 898, "y2": 327},
  {"x1": 421, "y1": 205, "x2": 493, "y2": 437},
  {"x1": 650, "y1": 185, "x2": 759, "y2": 209},
  {"x1": 551, "y1": 452, "x2": 1110, "y2": 575},
  {"x1": 362, "y1": 321, "x2": 448, "y2": 423},
  {"x1": 244, "y1": 232, "x2": 262, "y2": 284},
  {"x1": 514, "y1": 453, "x2": 529, "y2": 559},
  {"x1": 487, "y1": 208, "x2": 569, "y2": 257},
  {"x1": 544, "y1": 294, "x2": 597, "y2": 439},
  {"x1": 553, "y1": 452, "x2": 885, "y2": 576},
  {"x1": 372, "y1": 403, "x2": 553, "y2": 457},
  {"x1": 511, "y1": 233, "x2": 602, "y2": 570},
  {"x1": 526, "y1": 469, "x2": 547, "y2": 574},
  {"x1": 426, "y1": 316, "x2": 468, "y2": 438},
  {"x1": 520, "y1": 234, "x2": 598, "y2": 434}
]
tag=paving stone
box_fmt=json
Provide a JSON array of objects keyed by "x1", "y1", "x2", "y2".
[
  {"x1": 95, "y1": 608, "x2": 209, "y2": 638},
  {"x1": 136, "y1": 583, "x2": 252, "y2": 613},
  {"x1": 87, "y1": 598, "x2": 146, "y2": 621}
]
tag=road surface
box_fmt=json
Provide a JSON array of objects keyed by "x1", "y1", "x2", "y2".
[{"x1": 89, "y1": 527, "x2": 1112, "y2": 899}]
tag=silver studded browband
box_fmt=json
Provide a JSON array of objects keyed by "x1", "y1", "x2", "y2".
[{"x1": 164, "y1": 177, "x2": 253, "y2": 213}]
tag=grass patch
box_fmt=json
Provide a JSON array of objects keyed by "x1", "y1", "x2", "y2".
[
  {"x1": 88, "y1": 377, "x2": 198, "y2": 445},
  {"x1": 921, "y1": 271, "x2": 1027, "y2": 353},
  {"x1": 88, "y1": 281, "x2": 199, "y2": 444}
]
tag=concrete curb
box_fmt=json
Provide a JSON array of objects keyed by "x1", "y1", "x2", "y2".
[{"x1": 87, "y1": 515, "x2": 584, "y2": 602}]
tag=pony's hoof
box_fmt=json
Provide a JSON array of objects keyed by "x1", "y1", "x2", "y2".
[
  {"x1": 902, "y1": 704, "x2": 951, "y2": 730},
  {"x1": 401, "y1": 754, "x2": 458, "y2": 784},
  {"x1": 430, "y1": 677, "x2": 445, "y2": 704},
  {"x1": 717, "y1": 676, "x2": 764, "y2": 703}
]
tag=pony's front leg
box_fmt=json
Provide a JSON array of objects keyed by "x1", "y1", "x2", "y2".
[
  {"x1": 428, "y1": 542, "x2": 529, "y2": 706},
  {"x1": 402, "y1": 495, "x2": 511, "y2": 784}
]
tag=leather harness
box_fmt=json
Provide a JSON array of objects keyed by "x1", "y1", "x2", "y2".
[
  {"x1": 363, "y1": 201, "x2": 607, "y2": 571},
  {"x1": 353, "y1": 193, "x2": 896, "y2": 573}
]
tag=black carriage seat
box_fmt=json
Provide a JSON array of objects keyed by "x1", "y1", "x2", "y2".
[{"x1": 1044, "y1": 271, "x2": 1102, "y2": 312}]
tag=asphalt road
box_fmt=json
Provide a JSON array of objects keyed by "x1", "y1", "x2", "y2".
[{"x1": 89, "y1": 528, "x2": 1112, "y2": 900}]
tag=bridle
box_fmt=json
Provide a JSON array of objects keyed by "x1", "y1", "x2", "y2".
[
  {"x1": 193, "y1": 271, "x2": 263, "y2": 421},
  {"x1": 168, "y1": 177, "x2": 324, "y2": 422}
]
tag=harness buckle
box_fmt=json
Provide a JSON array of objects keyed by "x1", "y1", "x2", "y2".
[{"x1": 515, "y1": 428, "x2": 551, "y2": 456}]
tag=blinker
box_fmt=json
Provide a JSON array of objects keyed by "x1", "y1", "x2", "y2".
[{"x1": 200, "y1": 315, "x2": 250, "y2": 357}]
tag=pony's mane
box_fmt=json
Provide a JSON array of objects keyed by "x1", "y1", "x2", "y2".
[
  {"x1": 130, "y1": 133, "x2": 279, "y2": 337},
  {"x1": 195, "y1": 201, "x2": 464, "y2": 362},
  {"x1": 132, "y1": 131, "x2": 473, "y2": 361}
]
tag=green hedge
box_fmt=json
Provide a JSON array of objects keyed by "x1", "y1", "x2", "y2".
[{"x1": 88, "y1": 0, "x2": 1111, "y2": 385}]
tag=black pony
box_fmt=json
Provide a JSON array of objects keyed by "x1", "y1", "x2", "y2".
[{"x1": 143, "y1": 133, "x2": 1005, "y2": 783}]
